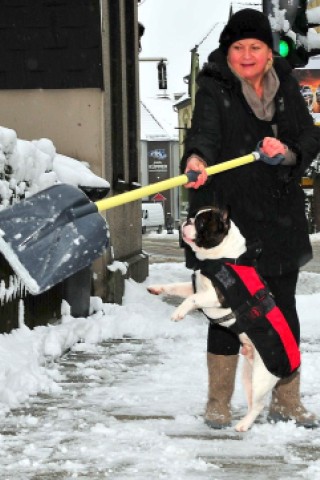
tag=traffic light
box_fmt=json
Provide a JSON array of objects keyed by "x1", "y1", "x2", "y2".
[
  {"x1": 266, "y1": 0, "x2": 320, "y2": 67},
  {"x1": 278, "y1": 33, "x2": 309, "y2": 68},
  {"x1": 266, "y1": 0, "x2": 309, "y2": 68},
  {"x1": 279, "y1": 37, "x2": 290, "y2": 57}
]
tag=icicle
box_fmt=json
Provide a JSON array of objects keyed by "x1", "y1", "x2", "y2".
[
  {"x1": 10, "y1": 275, "x2": 18, "y2": 300},
  {"x1": 18, "y1": 299, "x2": 25, "y2": 328},
  {"x1": 61, "y1": 299, "x2": 71, "y2": 317},
  {"x1": 0, "y1": 279, "x2": 5, "y2": 305},
  {"x1": 5, "y1": 275, "x2": 14, "y2": 302},
  {"x1": 0, "y1": 274, "x2": 27, "y2": 305},
  {"x1": 20, "y1": 278, "x2": 28, "y2": 298}
]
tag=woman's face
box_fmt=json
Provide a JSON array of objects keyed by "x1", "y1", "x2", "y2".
[{"x1": 228, "y1": 38, "x2": 273, "y2": 83}]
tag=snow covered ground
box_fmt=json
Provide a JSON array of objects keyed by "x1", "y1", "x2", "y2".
[
  {"x1": 0, "y1": 253, "x2": 320, "y2": 479},
  {"x1": 1, "y1": 126, "x2": 320, "y2": 478}
]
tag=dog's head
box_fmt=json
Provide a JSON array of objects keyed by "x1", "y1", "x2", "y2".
[{"x1": 182, "y1": 206, "x2": 231, "y2": 253}]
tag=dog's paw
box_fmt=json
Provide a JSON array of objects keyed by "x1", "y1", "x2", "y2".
[
  {"x1": 171, "y1": 303, "x2": 191, "y2": 321},
  {"x1": 235, "y1": 420, "x2": 251, "y2": 432},
  {"x1": 171, "y1": 309, "x2": 185, "y2": 322},
  {"x1": 147, "y1": 284, "x2": 165, "y2": 295}
]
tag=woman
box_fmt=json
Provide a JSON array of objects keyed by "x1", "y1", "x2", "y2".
[{"x1": 181, "y1": 8, "x2": 320, "y2": 429}]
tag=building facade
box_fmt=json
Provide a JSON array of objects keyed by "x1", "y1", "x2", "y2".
[{"x1": 0, "y1": 0, "x2": 147, "y2": 328}]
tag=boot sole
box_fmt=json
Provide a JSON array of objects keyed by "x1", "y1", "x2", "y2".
[
  {"x1": 204, "y1": 418, "x2": 231, "y2": 430},
  {"x1": 267, "y1": 413, "x2": 319, "y2": 429}
]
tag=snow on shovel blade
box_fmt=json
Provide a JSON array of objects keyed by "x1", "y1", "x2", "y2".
[{"x1": 0, "y1": 184, "x2": 108, "y2": 295}]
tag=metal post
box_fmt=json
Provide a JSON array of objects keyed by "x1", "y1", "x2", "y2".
[
  {"x1": 190, "y1": 47, "x2": 199, "y2": 112},
  {"x1": 263, "y1": 0, "x2": 281, "y2": 53}
]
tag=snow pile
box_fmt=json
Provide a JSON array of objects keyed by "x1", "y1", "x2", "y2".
[
  {"x1": 310, "y1": 231, "x2": 320, "y2": 243},
  {"x1": 307, "y1": 3, "x2": 320, "y2": 26},
  {"x1": 307, "y1": 28, "x2": 320, "y2": 51},
  {"x1": 0, "y1": 126, "x2": 109, "y2": 210}
]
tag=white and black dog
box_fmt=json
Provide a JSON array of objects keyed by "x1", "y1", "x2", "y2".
[{"x1": 148, "y1": 206, "x2": 300, "y2": 432}]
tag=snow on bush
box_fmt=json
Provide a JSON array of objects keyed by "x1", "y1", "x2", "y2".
[{"x1": 0, "y1": 126, "x2": 109, "y2": 209}]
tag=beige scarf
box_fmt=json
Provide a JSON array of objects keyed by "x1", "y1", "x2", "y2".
[
  {"x1": 228, "y1": 63, "x2": 296, "y2": 165},
  {"x1": 229, "y1": 63, "x2": 280, "y2": 121}
]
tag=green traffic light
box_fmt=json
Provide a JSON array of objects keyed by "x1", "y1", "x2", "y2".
[{"x1": 279, "y1": 39, "x2": 289, "y2": 57}]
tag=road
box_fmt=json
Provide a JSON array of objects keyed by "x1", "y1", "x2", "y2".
[
  {"x1": 142, "y1": 232, "x2": 320, "y2": 273},
  {"x1": 142, "y1": 233, "x2": 185, "y2": 263}
]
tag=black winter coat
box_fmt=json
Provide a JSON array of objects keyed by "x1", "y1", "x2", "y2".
[{"x1": 181, "y1": 49, "x2": 320, "y2": 276}]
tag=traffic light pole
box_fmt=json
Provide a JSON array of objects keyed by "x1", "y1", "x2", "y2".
[{"x1": 263, "y1": 0, "x2": 281, "y2": 54}]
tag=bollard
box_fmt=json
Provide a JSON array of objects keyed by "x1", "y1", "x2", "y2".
[{"x1": 166, "y1": 213, "x2": 174, "y2": 234}]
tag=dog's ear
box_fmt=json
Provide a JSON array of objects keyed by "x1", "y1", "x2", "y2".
[
  {"x1": 188, "y1": 207, "x2": 198, "y2": 220},
  {"x1": 221, "y1": 205, "x2": 231, "y2": 229}
]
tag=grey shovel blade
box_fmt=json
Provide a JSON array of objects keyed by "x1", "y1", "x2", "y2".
[{"x1": 0, "y1": 184, "x2": 108, "y2": 295}]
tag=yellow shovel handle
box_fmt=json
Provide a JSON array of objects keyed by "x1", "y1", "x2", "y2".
[{"x1": 95, "y1": 152, "x2": 259, "y2": 212}]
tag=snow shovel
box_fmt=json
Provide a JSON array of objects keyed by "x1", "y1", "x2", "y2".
[{"x1": 0, "y1": 152, "x2": 259, "y2": 295}]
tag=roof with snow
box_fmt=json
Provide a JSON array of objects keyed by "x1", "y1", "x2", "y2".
[
  {"x1": 173, "y1": 92, "x2": 190, "y2": 109},
  {"x1": 140, "y1": 96, "x2": 179, "y2": 141}
]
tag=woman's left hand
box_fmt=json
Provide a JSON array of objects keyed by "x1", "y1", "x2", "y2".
[
  {"x1": 257, "y1": 137, "x2": 286, "y2": 165},
  {"x1": 261, "y1": 137, "x2": 287, "y2": 157}
]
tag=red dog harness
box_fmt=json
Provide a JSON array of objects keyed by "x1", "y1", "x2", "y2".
[{"x1": 196, "y1": 258, "x2": 300, "y2": 378}]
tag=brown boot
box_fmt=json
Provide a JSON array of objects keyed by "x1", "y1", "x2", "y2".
[
  {"x1": 268, "y1": 370, "x2": 319, "y2": 428},
  {"x1": 205, "y1": 353, "x2": 238, "y2": 429}
]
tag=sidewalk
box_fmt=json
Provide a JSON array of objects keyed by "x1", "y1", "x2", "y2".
[
  {"x1": 2, "y1": 332, "x2": 319, "y2": 480},
  {"x1": 302, "y1": 241, "x2": 320, "y2": 273},
  {"x1": 0, "y1": 236, "x2": 319, "y2": 479}
]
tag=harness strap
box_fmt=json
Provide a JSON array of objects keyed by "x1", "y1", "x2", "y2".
[
  {"x1": 208, "y1": 311, "x2": 235, "y2": 325},
  {"x1": 209, "y1": 288, "x2": 275, "y2": 333},
  {"x1": 208, "y1": 288, "x2": 273, "y2": 329},
  {"x1": 192, "y1": 272, "x2": 196, "y2": 293},
  {"x1": 230, "y1": 287, "x2": 275, "y2": 334}
]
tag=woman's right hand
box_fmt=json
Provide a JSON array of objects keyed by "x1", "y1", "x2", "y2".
[{"x1": 184, "y1": 156, "x2": 208, "y2": 189}]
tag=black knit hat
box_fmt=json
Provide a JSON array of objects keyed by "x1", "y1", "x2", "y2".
[{"x1": 219, "y1": 8, "x2": 273, "y2": 54}]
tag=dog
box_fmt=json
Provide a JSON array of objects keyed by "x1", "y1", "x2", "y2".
[{"x1": 147, "y1": 206, "x2": 300, "y2": 432}]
